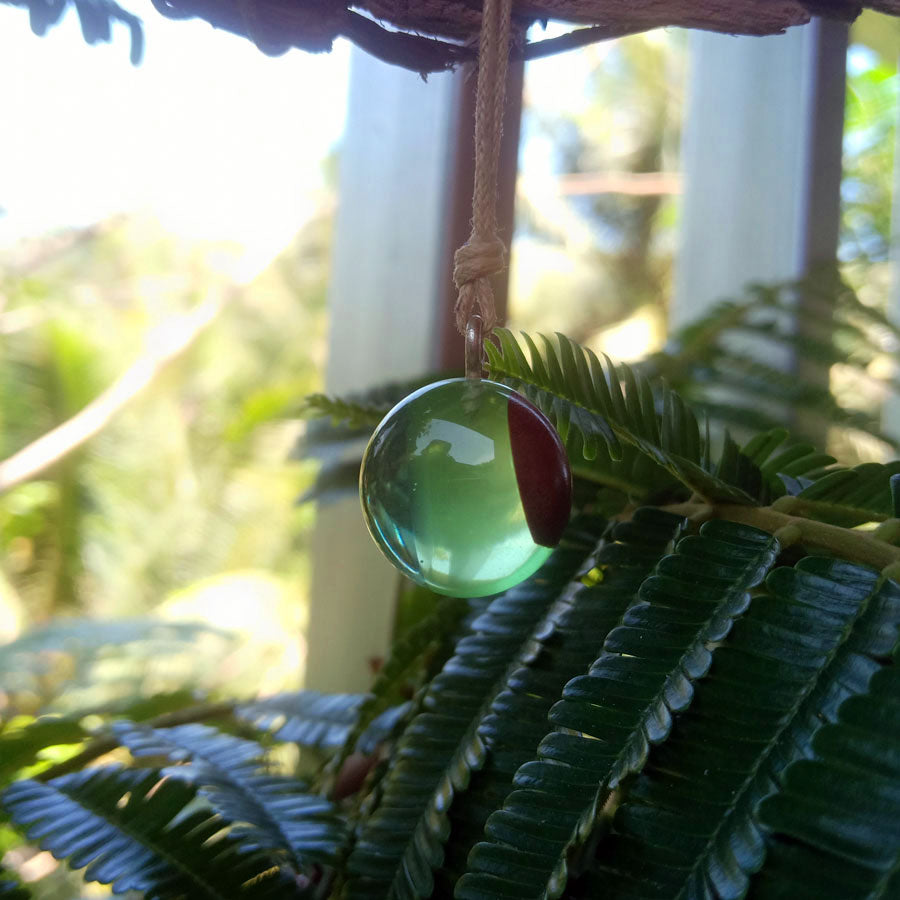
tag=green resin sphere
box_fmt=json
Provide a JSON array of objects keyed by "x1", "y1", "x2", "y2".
[{"x1": 360, "y1": 378, "x2": 572, "y2": 598}]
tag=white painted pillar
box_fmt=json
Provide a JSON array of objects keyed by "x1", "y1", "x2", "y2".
[
  {"x1": 672, "y1": 20, "x2": 847, "y2": 331},
  {"x1": 304, "y1": 49, "x2": 460, "y2": 692}
]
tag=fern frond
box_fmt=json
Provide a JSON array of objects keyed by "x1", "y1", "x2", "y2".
[
  {"x1": 112, "y1": 722, "x2": 347, "y2": 870},
  {"x1": 237, "y1": 691, "x2": 368, "y2": 750},
  {"x1": 563, "y1": 421, "x2": 676, "y2": 501},
  {"x1": 648, "y1": 274, "x2": 900, "y2": 448},
  {"x1": 299, "y1": 380, "x2": 444, "y2": 505},
  {"x1": 487, "y1": 329, "x2": 811, "y2": 505},
  {"x1": 691, "y1": 352, "x2": 897, "y2": 444},
  {"x1": 434, "y1": 508, "x2": 686, "y2": 894},
  {"x1": 575, "y1": 558, "x2": 900, "y2": 900},
  {"x1": 489, "y1": 329, "x2": 900, "y2": 531},
  {"x1": 301, "y1": 374, "x2": 460, "y2": 434},
  {"x1": 755, "y1": 663, "x2": 900, "y2": 899},
  {"x1": 344, "y1": 516, "x2": 606, "y2": 899},
  {"x1": 456, "y1": 520, "x2": 780, "y2": 899},
  {"x1": 781, "y1": 461, "x2": 900, "y2": 526},
  {"x1": 302, "y1": 394, "x2": 387, "y2": 430},
  {"x1": 2, "y1": 766, "x2": 296, "y2": 898},
  {"x1": 112, "y1": 720, "x2": 261, "y2": 773}
]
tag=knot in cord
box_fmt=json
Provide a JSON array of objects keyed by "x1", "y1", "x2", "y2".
[
  {"x1": 453, "y1": 238, "x2": 505, "y2": 334},
  {"x1": 453, "y1": 237, "x2": 506, "y2": 288}
]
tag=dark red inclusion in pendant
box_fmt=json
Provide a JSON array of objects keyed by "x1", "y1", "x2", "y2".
[{"x1": 507, "y1": 393, "x2": 572, "y2": 548}]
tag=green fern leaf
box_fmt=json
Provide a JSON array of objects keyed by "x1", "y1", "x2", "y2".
[
  {"x1": 647, "y1": 274, "x2": 900, "y2": 449},
  {"x1": 487, "y1": 330, "x2": 769, "y2": 505},
  {"x1": 576, "y1": 558, "x2": 900, "y2": 899},
  {"x1": 343, "y1": 516, "x2": 606, "y2": 900},
  {"x1": 456, "y1": 520, "x2": 780, "y2": 900},
  {"x1": 433, "y1": 508, "x2": 687, "y2": 894},
  {"x1": 237, "y1": 691, "x2": 368, "y2": 749},
  {"x1": 302, "y1": 374, "x2": 457, "y2": 434},
  {"x1": 298, "y1": 376, "x2": 463, "y2": 505},
  {"x1": 2, "y1": 766, "x2": 296, "y2": 898},
  {"x1": 783, "y1": 461, "x2": 900, "y2": 526},
  {"x1": 302, "y1": 394, "x2": 387, "y2": 429},
  {"x1": 754, "y1": 664, "x2": 900, "y2": 899},
  {"x1": 112, "y1": 722, "x2": 347, "y2": 870},
  {"x1": 488, "y1": 329, "x2": 900, "y2": 529},
  {"x1": 563, "y1": 422, "x2": 675, "y2": 500},
  {"x1": 689, "y1": 353, "x2": 896, "y2": 445},
  {"x1": 113, "y1": 720, "x2": 262, "y2": 768}
]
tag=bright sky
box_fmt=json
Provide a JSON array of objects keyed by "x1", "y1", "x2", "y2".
[{"x1": 0, "y1": 0, "x2": 350, "y2": 275}]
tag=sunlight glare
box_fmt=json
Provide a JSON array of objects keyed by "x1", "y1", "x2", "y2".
[{"x1": 0, "y1": 2, "x2": 350, "y2": 280}]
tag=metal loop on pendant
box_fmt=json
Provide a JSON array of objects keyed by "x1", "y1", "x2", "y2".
[{"x1": 465, "y1": 314, "x2": 485, "y2": 380}]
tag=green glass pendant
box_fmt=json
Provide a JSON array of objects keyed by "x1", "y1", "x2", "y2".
[{"x1": 360, "y1": 378, "x2": 572, "y2": 598}]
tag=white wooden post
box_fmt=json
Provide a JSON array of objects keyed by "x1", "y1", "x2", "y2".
[
  {"x1": 303, "y1": 48, "x2": 461, "y2": 692},
  {"x1": 672, "y1": 19, "x2": 848, "y2": 331}
]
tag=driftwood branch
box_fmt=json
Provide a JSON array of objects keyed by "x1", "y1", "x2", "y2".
[
  {"x1": 18, "y1": 0, "x2": 900, "y2": 72},
  {"x1": 0, "y1": 298, "x2": 224, "y2": 494},
  {"x1": 146, "y1": 0, "x2": 900, "y2": 74}
]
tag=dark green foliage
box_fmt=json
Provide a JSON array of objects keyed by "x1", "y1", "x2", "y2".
[
  {"x1": 785, "y1": 461, "x2": 900, "y2": 526},
  {"x1": 486, "y1": 328, "x2": 834, "y2": 505},
  {"x1": 754, "y1": 661, "x2": 900, "y2": 900},
  {"x1": 331, "y1": 596, "x2": 471, "y2": 774},
  {"x1": 486, "y1": 330, "x2": 900, "y2": 528},
  {"x1": 112, "y1": 722, "x2": 346, "y2": 871},
  {"x1": 298, "y1": 277, "x2": 900, "y2": 509},
  {"x1": 297, "y1": 375, "x2": 459, "y2": 505},
  {"x1": 3, "y1": 766, "x2": 301, "y2": 898},
  {"x1": 344, "y1": 515, "x2": 607, "y2": 900},
  {"x1": 302, "y1": 396, "x2": 390, "y2": 432},
  {"x1": 434, "y1": 507, "x2": 686, "y2": 895},
  {"x1": 456, "y1": 519, "x2": 781, "y2": 899},
  {"x1": 237, "y1": 691, "x2": 369, "y2": 749},
  {"x1": 0, "y1": 689, "x2": 216, "y2": 788},
  {"x1": 575, "y1": 558, "x2": 900, "y2": 900},
  {"x1": 5, "y1": 524, "x2": 893, "y2": 899}
]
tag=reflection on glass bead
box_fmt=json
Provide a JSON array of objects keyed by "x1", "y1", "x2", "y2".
[{"x1": 360, "y1": 378, "x2": 572, "y2": 598}]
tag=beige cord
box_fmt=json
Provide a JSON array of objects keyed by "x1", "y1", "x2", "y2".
[{"x1": 452, "y1": 0, "x2": 514, "y2": 337}]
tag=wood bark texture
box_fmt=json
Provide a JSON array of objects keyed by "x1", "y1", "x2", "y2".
[{"x1": 148, "y1": 0, "x2": 900, "y2": 72}]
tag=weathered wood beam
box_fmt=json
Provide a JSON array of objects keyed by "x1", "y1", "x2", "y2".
[{"x1": 146, "y1": 0, "x2": 900, "y2": 74}]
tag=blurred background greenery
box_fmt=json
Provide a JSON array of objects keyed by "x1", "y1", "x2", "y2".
[{"x1": 0, "y1": 210, "x2": 331, "y2": 700}]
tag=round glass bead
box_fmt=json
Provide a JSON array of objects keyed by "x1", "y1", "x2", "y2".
[{"x1": 360, "y1": 378, "x2": 572, "y2": 598}]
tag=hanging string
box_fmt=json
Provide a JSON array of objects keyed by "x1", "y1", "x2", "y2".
[{"x1": 452, "y1": 0, "x2": 514, "y2": 337}]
